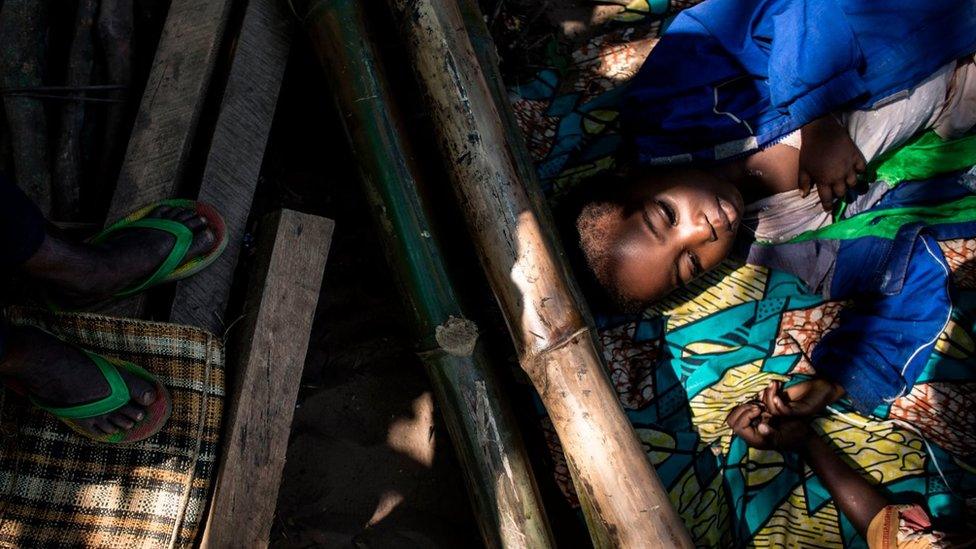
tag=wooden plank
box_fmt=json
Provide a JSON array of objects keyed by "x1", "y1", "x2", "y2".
[
  {"x1": 200, "y1": 209, "x2": 333, "y2": 548},
  {"x1": 103, "y1": 0, "x2": 234, "y2": 317},
  {"x1": 170, "y1": 0, "x2": 293, "y2": 334}
]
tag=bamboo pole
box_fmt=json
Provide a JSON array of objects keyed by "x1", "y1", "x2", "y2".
[
  {"x1": 54, "y1": 0, "x2": 98, "y2": 220},
  {"x1": 293, "y1": 1, "x2": 555, "y2": 547},
  {"x1": 385, "y1": 0, "x2": 694, "y2": 546}
]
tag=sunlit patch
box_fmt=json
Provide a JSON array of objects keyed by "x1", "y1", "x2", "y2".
[
  {"x1": 385, "y1": 392, "x2": 435, "y2": 467},
  {"x1": 367, "y1": 490, "x2": 405, "y2": 527}
]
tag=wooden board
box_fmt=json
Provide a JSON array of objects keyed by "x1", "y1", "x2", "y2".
[
  {"x1": 103, "y1": 0, "x2": 234, "y2": 317},
  {"x1": 200, "y1": 209, "x2": 333, "y2": 548},
  {"x1": 170, "y1": 0, "x2": 293, "y2": 334}
]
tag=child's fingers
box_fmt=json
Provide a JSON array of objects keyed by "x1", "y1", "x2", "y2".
[
  {"x1": 761, "y1": 383, "x2": 780, "y2": 413},
  {"x1": 854, "y1": 153, "x2": 866, "y2": 173},
  {"x1": 759, "y1": 384, "x2": 773, "y2": 409},
  {"x1": 727, "y1": 403, "x2": 761, "y2": 430},
  {"x1": 770, "y1": 393, "x2": 791, "y2": 416},
  {"x1": 831, "y1": 180, "x2": 848, "y2": 202},
  {"x1": 798, "y1": 171, "x2": 812, "y2": 197},
  {"x1": 762, "y1": 381, "x2": 792, "y2": 416},
  {"x1": 817, "y1": 181, "x2": 834, "y2": 211}
]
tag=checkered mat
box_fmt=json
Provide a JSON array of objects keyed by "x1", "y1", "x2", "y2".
[
  {"x1": 495, "y1": 1, "x2": 976, "y2": 546},
  {"x1": 0, "y1": 307, "x2": 224, "y2": 548}
]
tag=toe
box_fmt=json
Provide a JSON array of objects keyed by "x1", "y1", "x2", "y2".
[
  {"x1": 147, "y1": 205, "x2": 170, "y2": 218},
  {"x1": 95, "y1": 417, "x2": 119, "y2": 435},
  {"x1": 188, "y1": 228, "x2": 216, "y2": 258},
  {"x1": 133, "y1": 387, "x2": 157, "y2": 407},
  {"x1": 78, "y1": 418, "x2": 103, "y2": 437},
  {"x1": 120, "y1": 369, "x2": 157, "y2": 406},
  {"x1": 151, "y1": 205, "x2": 174, "y2": 219},
  {"x1": 184, "y1": 214, "x2": 208, "y2": 232},
  {"x1": 118, "y1": 404, "x2": 146, "y2": 423},
  {"x1": 161, "y1": 206, "x2": 186, "y2": 221},
  {"x1": 175, "y1": 209, "x2": 197, "y2": 224},
  {"x1": 109, "y1": 414, "x2": 135, "y2": 431}
]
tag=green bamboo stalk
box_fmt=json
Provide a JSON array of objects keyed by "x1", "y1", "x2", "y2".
[
  {"x1": 384, "y1": 0, "x2": 694, "y2": 546},
  {"x1": 293, "y1": 1, "x2": 555, "y2": 547}
]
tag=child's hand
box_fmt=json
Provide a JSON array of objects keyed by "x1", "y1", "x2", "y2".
[
  {"x1": 760, "y1": 379, "x2": 844, "y2": 417},
  {"x1": 726, "y1": 402, "x2": 810, "y2": 451},
  {"x1": 798, "y1": 115, "x2": 866, "y2": 211}
]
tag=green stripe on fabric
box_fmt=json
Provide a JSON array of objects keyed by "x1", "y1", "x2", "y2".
[
  {"x1": 869, "y1": 131, "x2": 976, "y2": 186},
  {"x1": 783, "y1": 195, "x2": 976, "y2": 243}
]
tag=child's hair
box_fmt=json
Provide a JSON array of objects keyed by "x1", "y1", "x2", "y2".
[{"x1": 552, "y1": 171, "x2": 646, "y2": 313}]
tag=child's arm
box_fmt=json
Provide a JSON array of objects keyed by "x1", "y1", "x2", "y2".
[
  {"x1": 798, "y1": 115, "x2": 867, "y2": 211},
  {"x1": 727, "y1": 403, "x2": 888, "y2": 536}
]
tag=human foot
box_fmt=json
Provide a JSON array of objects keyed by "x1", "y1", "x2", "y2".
[
  {"x1": 23, "y1": 204, "x2": 216, "y2": 306},
  {"x1": 0, "y1": 326, "x2": 160, "y2": 438}
]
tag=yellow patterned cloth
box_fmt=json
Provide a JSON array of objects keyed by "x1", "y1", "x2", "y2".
[
  {"x1": 0, "y1": 307, "x2": 224, "y2": 548},
  {"x1": 541, "y1": 250, "x2": 976, "y2": 547}
]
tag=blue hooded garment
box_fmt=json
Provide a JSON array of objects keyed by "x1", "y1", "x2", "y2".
[{"x1": 622, "y1": 0, "x2": 976, "y2": 165}]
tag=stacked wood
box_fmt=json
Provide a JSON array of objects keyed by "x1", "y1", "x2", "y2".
[
  {"x1": 170, "y1": 0, "x2": 293, "y2": 334},
  {"x1": 94, "y1": 0, "x2": 134, "y2": 207},
  {"x1": 0, "y1": 0, "x2": 53, "y2": 215},
  {"x1": 103, "y1": 0, "x2": 235, "y2": 318},
  {"x1": 384, "y1": 0, "x2": 694, "y2": 546},
  {"x1": 295, "y1": 0, "x2": 554, "y2": 546},
  {"x1": 53, "y1": 0, "x2": 98, "y2": 220}
]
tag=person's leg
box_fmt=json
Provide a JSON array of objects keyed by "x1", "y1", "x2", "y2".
[
  {"x1": 22, "y1": 206, "x2": 216, "y2": 306},
  {"x1": 0, "y1": 172, "x2": 217, "y2": 303},
  {"x1": 0, "y1": 325, "x2": 155, "y2": 436},
  {"x1": 0, "y1": 173, "x2": 213, "y2": 437}
]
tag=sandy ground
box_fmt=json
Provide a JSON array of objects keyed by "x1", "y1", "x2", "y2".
[
  {"x1": 264, "y1": 47, "x2": 481, "y2": 548},
  {"x1": 263, "y1": 5, "x2": 594, "y2": 545}
]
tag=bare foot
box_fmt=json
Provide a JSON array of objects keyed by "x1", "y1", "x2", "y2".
[
  {"x1": 23, "y1": 205, "x2": 215, "y2": 306},
  {"x1": 0, "y1": 326, "x2": 157, "y2": 437}
]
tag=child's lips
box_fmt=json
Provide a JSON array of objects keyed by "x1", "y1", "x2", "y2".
[{"x1": 718, "y1": 196, "x2": 739, "y2": 232}]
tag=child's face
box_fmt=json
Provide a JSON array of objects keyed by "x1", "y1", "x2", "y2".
[{"x1": 586, "y1": 169, "x2": 743, "y2": 305}]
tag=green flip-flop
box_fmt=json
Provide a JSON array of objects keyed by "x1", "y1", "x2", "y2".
[
  {"x1": 91, "y1": 199, "x2": 227, "y2": 299},
  {"x1": 30, "y1": 349, "x2": 172, "y2": 444}
]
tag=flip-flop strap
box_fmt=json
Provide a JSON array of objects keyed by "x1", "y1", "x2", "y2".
[
  {"x1": 32, "y1": 351, "x2": 132, "y2": 419},
  {"x1": 97, "y1": 218, "x2": 194, "y2": 298}
]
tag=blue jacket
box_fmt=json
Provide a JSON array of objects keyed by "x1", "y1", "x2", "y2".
[
  {"x1": 747, "y1": 178, "x2": 976, "y2": 413},
  {"x1": 622, "y1": 0, "x2": 976, "y2": 165}
]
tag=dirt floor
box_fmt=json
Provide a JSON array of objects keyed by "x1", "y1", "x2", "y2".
[
  {"x1": 254, "y1": 6, "x2": 603, "y2": 544},
  {"x1": 262, "y1": 46, "x2": 483, "y2": 548}
]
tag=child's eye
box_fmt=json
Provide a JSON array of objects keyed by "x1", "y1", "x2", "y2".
[
  {"x1": 658, "y1": 200, "x2": 677, "y2": 225},
  {"x1": 688, "y1": 251, "x2": 703, "y2": 277}
]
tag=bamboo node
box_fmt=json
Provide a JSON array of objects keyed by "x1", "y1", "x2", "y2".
[{"x1": 435, "y1": 316, "x2": 479, "y2": 357}]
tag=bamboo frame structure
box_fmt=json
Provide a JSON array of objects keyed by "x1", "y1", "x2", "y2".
[
  {"x1": 294, "y1": 0, "x2": 555, "y2": 546},
  {"x1": 384, "y1": 0, "x2": 694, "y2": 546}
]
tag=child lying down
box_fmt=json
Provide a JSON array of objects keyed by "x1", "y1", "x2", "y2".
[{"x1": 570, "y1": 2, "x2": 976, "y2": 421}]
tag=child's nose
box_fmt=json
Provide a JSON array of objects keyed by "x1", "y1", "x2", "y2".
[{"x1": 680, "y1": 211, "x2": 716, "y2": 245}]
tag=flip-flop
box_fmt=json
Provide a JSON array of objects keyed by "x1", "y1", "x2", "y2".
[
  {"x1": 91, "y1": 199, "x2": 227, "y2": 299},
  {"x1": 25, "y1": 349, "x2": 172, "y2": 444}
]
